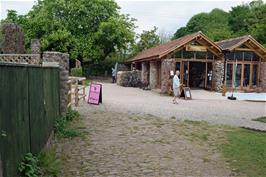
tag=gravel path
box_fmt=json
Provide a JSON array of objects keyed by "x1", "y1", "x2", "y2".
[
  {"x1": 58, "y1": 107, "x2": 232, "y2": 176},
  {"x1": 86, "y1": 83, "x2": 266, "y2": 131}
]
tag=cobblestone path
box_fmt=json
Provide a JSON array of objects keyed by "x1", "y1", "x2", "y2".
[{"x1": 56, "y1": 105, "x2": 232, "y2": 177}]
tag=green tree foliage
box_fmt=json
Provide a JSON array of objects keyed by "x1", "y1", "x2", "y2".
[
  {"x1": 173, "y1": 0, "x2": 266, "y2": 46},
  {"x1": 173, "y1": 8, "x2": 232, "y2": 41},
  {"x1": 134, "y1": 26, "x2": 160, "y2": 53},
  {"x1": 1, "y1": 0, "x2": 136, "y2": 62}
]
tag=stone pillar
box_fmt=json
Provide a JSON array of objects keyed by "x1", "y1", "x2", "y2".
[
  {"x1": 1, "y1": 23, "x2": 25, "y2": 54},
  {"x1": 141, "y1": 62, "x2": 149, "y2": 84},
  {"x1": 43, "y1": 52, "x2": 69, "y2": 115},
  {"x1": 31, "y1": 39, "x2": 41, "y2": 54},
  {"x1": 259, "y1": 62, "x2": 266, "y2": 92},
  {"x1": 149, "y1": 61, "x2": 158, "y2": 89},
  {"x1": 213, "y1": 60, "x2": 224, "y2": 92},
  {"x1": 161, "y1": 59, "x2": 175, "y2": 93}
]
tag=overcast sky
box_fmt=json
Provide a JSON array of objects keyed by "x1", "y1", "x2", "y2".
[{"x1": 0, "y1": 0, "x2": 254, "y2": 35}]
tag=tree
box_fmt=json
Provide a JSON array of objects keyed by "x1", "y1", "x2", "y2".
[
  {"x1": 158, "y1": 29, "x2": 172, "y2": 44},
  {"x1": 1, "y1": 0, "x2": 136, "y2": 62},
  {"x1": 134, "y1": 26, "x2": 160, "y2": 53},
  {"x1": 173, "y1": 9, "x2": 232, "y2": 41}
]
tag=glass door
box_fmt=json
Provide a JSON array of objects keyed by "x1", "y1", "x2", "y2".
[
  {"x1": 243, "y1": 64, "x2": 250, "y2": 88},
  {"x1": 182, "y1": 61, "x2": 189, "y2": 87},
  {"x1": 226, "y1": 63, "x2": 233, "y2": 89},
  {"x1": 206, "y1": 62, "x2": 213, "y2": 89}
]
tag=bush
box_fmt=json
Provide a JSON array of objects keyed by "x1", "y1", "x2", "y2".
[
  {"x1": 70, "y1": 68, "x2": 83, "y2": 77},
  {"x1": 19, "y1": 153, "x2": 40, "y2": 177}
]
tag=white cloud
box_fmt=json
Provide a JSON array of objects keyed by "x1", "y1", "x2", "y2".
[{"x1": 117, "y1": 1, "x2": 249, "y2": 35}]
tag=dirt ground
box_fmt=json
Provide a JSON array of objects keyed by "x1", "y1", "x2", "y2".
[
  {"x1": 57, "y1": 106, "x2": 233, "y2": 177},
  {"x1": 86, "y1": 83, "x2": 266, "y2": 131}
]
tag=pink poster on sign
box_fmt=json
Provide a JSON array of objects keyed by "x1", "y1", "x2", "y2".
[{"x1": 88, "y1": 83, "x2": 102, "y2": 105}]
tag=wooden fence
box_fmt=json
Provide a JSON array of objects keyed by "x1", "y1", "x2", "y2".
[
  {"x1": 0, "y1": 63, "x2": 60, "y2": 177},
  {"x1": 67, "y1": 77, "x2": 86, "y2": 107}
]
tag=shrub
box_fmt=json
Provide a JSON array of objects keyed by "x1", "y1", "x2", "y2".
[
  {"x1": 70, "y1": 68, "x2": 83, "y2": 77},
  {"x1": 18, "y1": 153, "x2": 40, "y2": 177}
]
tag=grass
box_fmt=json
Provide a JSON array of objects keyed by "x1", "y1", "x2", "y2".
[
  {"x1": 253, "y1": 116, "x2": 266, "y2": 123},
  {"x1": 222, "y1": 128, "x2": 266, "y2": 177},
  {"x1": 38, "y1": 148, "x2": 60, "y2": 177},
  {"x1": 181, "y1": 119, "x2": 266, "y2": 176},
  {"x1": 54, "y1": 108, "x2": 85, "y2": 138},
  {"x1": 84, "y1": 79, "x2": 90, "y2": 86}
]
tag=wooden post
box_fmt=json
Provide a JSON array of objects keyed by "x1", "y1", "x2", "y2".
[
  {"x1": 82, "y1": 80, "x2": 86, "y2": 101},
  {"x1": 74, "y1": 81, "x2": 79, "y2": 107}
]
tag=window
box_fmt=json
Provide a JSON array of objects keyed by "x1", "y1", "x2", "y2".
[
  {"x1": 253, "y1": 52, "x2": 260, "y2": 61},
  {"x1": 243, "y1": 64, "x2": 250, "y2": 87},
  {"x1": 196, "y1": 52, "x2": 207, "y2": 59},
  {"x1": 226, "y1": 64, "x2": 233, "y2": 87},
  {"x1": 225, "y1": 52, "x2": 234, "y2": 61},
  {"x1": 252, "y1": 65, "x2": 258, "y2": 86},
  {"x1": 234, "y1": 51, "x2": 243, "y2": 61},
  {"x1": 243, "y1": 51, "x2": 253, "y2": 61},
  {"x1": 207, "y1": 51, "x2": 213, "y2": 60},
  {"x1": 235, "y1": 64, "x2": 242, "y2": 87},
  {"x1": 174, "y1": 50, "x2": 183, "y2": 58},
  {"x1": 183, "y1": 51, "x2": 195, "y2": 59}
]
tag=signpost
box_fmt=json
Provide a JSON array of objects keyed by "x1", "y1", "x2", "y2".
[{"x1": 88, "y1": 83, "x2": 102, "y2": 105}]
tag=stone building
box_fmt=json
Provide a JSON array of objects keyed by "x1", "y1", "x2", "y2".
[{"x1": 127, "y1": 31, "x2": 266, "y2": 93}]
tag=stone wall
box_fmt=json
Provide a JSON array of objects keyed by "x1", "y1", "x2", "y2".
[
  {"x1": 31, "y1": 39, "x2": 41, "y2": 54},
  {"x1": 43, "y1": 52, "x2": 69, "y2": 115},
  {"x1": 161, "y1": 59, "x2": 175, "y2": 93},
  {"x1": 1, "y1": 23, "x2": 25, "y2": 54},
  {"x1": 259, "y1": 62, "x2": 266, "y2": 92},
  {"x1": 213, "y1": 60, "x2": 224, "y2": 92},
  {"x1": 141, "y1": 62, "x2": 149, "y2": 85},
  {"x1": 117, "y1": 63, "x2": 130, "y2": 72},
  {"x1": 117, "y1": 70, "x2": 141, "y2": 87},
  {"x1": 149, "y1": 61, "x2": 158, "y2": 89}
]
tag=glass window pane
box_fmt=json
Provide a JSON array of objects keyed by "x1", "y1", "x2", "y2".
[
  {"x1": 196, "y1": 52, "x2": 206, "y2": 59},
  {"x1": 235, "y1": 64, "x2": 242, "y2": 87},
  {"x1": 243, "y1": 64, "x2": 250, "y2": 87},
  {"x1": 225, "y1": 52, "x2": 234, "y2": 61},
  {"x1": 207, "y1": 51, "x2": 213, "y2": 60},
  {"x1": 243, "y1": 51, "x2": 252, "y2": 61},
  {"x1": 175, "y1": 50, "x2": 183, "y2": 58},
  {"x1": 235, "y1": 51, "x2": 243, "y2": 61},
  {"x1": 252, "y1": 65, "x2": 258, "y2": 86},
  {"x1": 226, "y1": 64, "x2": 233, "y2": 87},
  {"x1": 183, "y1": 51, "x2": 195, "y2": 59},
  {"x1": 253, "y1": 52, "x2": 260, "y2": 61}
]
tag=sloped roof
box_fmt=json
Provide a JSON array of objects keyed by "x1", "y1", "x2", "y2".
[
  {"x1": 128, "y1": 31, "x2": 222, "y2": 63},
  {"x1": 216, "y1": 35, "x2": 266, "y2": 60},
  {"x1": 216, "y1": 36, "x2": 249, "y2": 50}
]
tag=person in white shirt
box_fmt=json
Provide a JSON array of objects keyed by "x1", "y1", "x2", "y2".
[{"x1": 172, "y1": 70, "x2": 180, "y2": 104}]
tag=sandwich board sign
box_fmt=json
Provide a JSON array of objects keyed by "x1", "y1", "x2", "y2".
[
  {"x1": 88, "y1": 83, "x2": 102, "y2": 105},
  {"x1": 180, "y1": 87, "x2": 192, "y2": 100}
]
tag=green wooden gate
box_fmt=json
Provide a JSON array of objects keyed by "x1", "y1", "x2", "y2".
[{"x1": 0, "y1": 63, "x2": 60, "y2": 177}]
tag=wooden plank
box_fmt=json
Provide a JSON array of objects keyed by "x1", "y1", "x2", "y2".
[
  {"x1": 28, "y1": 67, "x2": 45, "y2": 154},
  {"x1": 186, "y1": 44, "x2": 207, "y2": 52},
  {"x1": 0, "y1": 65, "x2": 30, "y2": 177}
]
